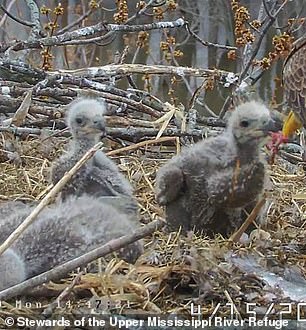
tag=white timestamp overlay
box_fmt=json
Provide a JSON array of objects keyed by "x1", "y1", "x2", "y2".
[
  {"x1": 1, "y1": 315, "x2": 305, "y2": 329},
  {"x1": 1, "y1": 302, "x2": 306, "y2": 329}
]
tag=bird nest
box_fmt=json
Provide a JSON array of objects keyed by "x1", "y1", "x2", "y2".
[{"x1": 0, "y1": 133, "x2": 306, "y2": 326}]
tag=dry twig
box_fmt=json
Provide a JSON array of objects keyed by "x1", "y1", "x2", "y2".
[
  {"x1": 229, "y1": 196, "x2": 267, "y2": 243},
  {"x1": 106, "y1": 136, "x2": 177, "y2": 156},
  {"x1": 185, "y1": 22, "x2": 237, "y2": 51}
]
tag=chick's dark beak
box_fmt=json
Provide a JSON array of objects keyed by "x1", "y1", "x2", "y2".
[
  {"x1": 93, "y1": 120, "x2": 106, "y2": 137},
  {"x1": 99, "y1": 123, "x2": 106, "y2": 137},
  {"x1": 261, "y1": 119, "x2": 278, "y2": 134}
]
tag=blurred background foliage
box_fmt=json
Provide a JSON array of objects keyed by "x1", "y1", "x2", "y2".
[{"x1": 0, "y1": 0, "x2": 305, "y2": 115}]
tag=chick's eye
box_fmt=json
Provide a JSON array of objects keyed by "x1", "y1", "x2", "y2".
[
  {"x1": 76, "y1": 117, "x2": 83, "y2": 124},
  {"x1": 240, "y1": 120, "x2": 249, "y2": 128}
]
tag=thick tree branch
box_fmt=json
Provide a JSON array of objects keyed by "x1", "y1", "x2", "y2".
[
  {"x1": 54, "y1": 64, "x2": 236, "y2": 81},
  {"x1": 0, "y1": 59, "x2": 46, "y2": 84},
  {"x1": 25, "y1": 0, "x2": 41, "y2": 40},
  {"x1": 0, "y1": 125, "x2": 222, "y2": 141},
  {"x1": 0, "y1": 59, "x2": 236, "y2": 87},
  {"x1": 1, "y1": 18, "x2": 187, "y2": 53}
]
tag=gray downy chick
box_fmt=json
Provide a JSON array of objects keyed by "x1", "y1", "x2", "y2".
[
  {"x1": 51, "y1": 99, "x2": 137, "y2": 214},
  {"x1": 0, "y1": 200, "x2": 29, "y2": 219},
  {"x1": 0, "y1": 195, "x2": 143, "y2": 290},
  {"x1": 155, "y1": 101, "x2": 277, "y2": 236}
]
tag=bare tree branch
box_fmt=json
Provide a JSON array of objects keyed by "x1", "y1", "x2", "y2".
[
  {"x1": 25, "y1": 0, "x2": 41, "y2": 40},
  {"x1": 0, "y1": 0, "x2": 17, "y2": 28},
  {"x1": 239, "y1": 0, "x2": 289, "y2": 83},
  {"x1": 1, "y1": 18, "x2": 187, "y2": 53},
  {"x1": 0, "y1": 125, "x2": 222, "y2": 141},
  {"x1": 56, "y1": 1, "x2": 103, "y2": 35},
  {"x1": 185, "y1": 22, "x2": 237, "y2": 51},
  {"x1": 0, "y1": 4, "x2": 34, "y2": 27},
  {"x1": 54, "y1": 63, "x2": 236, "y2": 80}
]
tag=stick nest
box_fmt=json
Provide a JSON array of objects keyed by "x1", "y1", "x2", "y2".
[{"x1": 0, "y1": 133, "x2": 306, "y2": 323}]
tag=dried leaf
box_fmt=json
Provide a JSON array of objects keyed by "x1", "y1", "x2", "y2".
[
  {"x1": 154, "y1": 103, "x2": 186, "y2": 139},
  {"x1": 155, "y1": 112, "x2": 174, "y2": 139}
]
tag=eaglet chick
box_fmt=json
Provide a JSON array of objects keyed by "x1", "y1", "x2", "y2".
[
  {"x1": 155, "y1": 101, "x2": 277, "y2": 236},
  {"x1": 0, "y1": 195, "x2": 143, "y2": 290},
  {"x1": 51, "y1": 99, "x2": 136, "y2": 211}
]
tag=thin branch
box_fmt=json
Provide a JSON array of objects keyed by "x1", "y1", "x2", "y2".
[
  {"x1": 106, "y1": 136, "x2": 177, "y2": 156},
  {"x1": 0, "y1": 4, "x2": 34, "y2": 27},
  {"x1": 0, "y1": 0, "x2": 17, "y2": 28},
  {"x1": 250, "y1": 69, "x2": 266, "y2": 86},
  {"x1": 56, "y1": 1, "x2": 103, "y2": 34},
  {"x1": 0, "y1": 219, "x2": 165, "y2": 300},
  {"x1": 0, "y1": 142, "x2": 103, "y2": 258},
  {"x1": 219, "y1": 94, "x2": 233, "y2": 119},
  {"x1": 185, "y1": 22, "x2": 237, "y2": 51},
  {"x1": 229, "y1": 196, "x2": 266, "y2": 243},
  {"x1": 92, "y1": 32, "x2": 117, "y2": 46},
  {"x1": 57, "y1": 0, "x2": 157, "y2": 46},
  {"x1": 262, "y1": 0, "x2": 273, "y2": 19},
  {"x1": 239, "y1": 0, "x2": 289, "y2": 83}
]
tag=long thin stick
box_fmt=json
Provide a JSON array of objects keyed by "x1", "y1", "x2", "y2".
[
  {"x1": 106, "y1": 136, "x2": 177, "y2": 156},
  {"x1": 0, "y1": 142, "x2": 103, "y2": 258},
  {"x1": 0, "y1": 219, "x2": 165, "y2": 301},
  {"x1": 229, "y1": 196, "x2": 266, "y2": 243}
]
